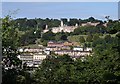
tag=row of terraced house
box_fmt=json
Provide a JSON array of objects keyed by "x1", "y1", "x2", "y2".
[
  {"x1": 17, "y1": 41, "x2": 92, "y2": 69},
  {"x1": 45, "y1": 41, "x2": 92, "y2": 58}
]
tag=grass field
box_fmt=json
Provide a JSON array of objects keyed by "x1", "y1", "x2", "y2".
[
  {"x1": 68, "y1": 33, "x2": 117, "y2": 42},
  {"x1": 68, "y1": 35, "x2": 87, "y2": 42}
]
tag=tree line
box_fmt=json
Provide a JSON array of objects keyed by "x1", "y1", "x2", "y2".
[
  {"x1": 34, "y1": 32, "x2": 120, "y2": 84},
  {"x1": 8, "y1": 16, "x2": 120, "y2": 46},
  {"x1": 1, "y1": 15, "x2": 120, "y2": 84}
]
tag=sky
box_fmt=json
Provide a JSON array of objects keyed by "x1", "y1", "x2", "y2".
[
  {"x1": 1, "y1": 0, "x2": 119, "y2": 2},
  {"x1": 2, "y1": 2, "x2": 118, "y2": 20}
]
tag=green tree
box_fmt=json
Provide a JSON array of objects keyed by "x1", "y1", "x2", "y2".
[
  {"x1": 42, "y1": 30, "x2": 55, "y2": 41},
  {"x1": 2, "y1": 15, "x2": 22, "y2": 84},
  {"x1": 2, "y1": 15, "x2": 34, "y2": 84},
  {"x1": 79, "y1": 36, "x2": 85, "y2": 43},
  {"x1": 104, "y1": 34, "x2": 112, "y2": 44},
  {"x1": 34, "y1": 55, "x2": 74, "y2": 84},
  {"x1": 86, "y1": 34, "x2": 93, "y2": 42},
  {"x1": 2, "y1": 15, "x2": 21, "y2": 67},
  {"x1": 55, "y1": 33, "x2": 62, "y2": 41},
  {"x1": 93, "y1": 34, "x2": 100, "y2": 41},
  {"x1": 73, "y1": 27, "x2": 82, "y2": 35}
]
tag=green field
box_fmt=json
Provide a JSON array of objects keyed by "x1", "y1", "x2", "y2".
[
  {"x1": 68, "y1": 35, "x2": 87, "y2": 42},
  {"x1": 68, "y1": 33, "x2": 117, "y2": 42}
]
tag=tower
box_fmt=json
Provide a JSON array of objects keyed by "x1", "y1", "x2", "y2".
[
  {"x1": 61, "y1": 20, "x2": 64, "y2": 27},
  {"x1": 75, "y1": 23, "x2": 78, "y2": 27},
  {"x1": 45, "y1": 24, "x2": 48, "y2": 29}
]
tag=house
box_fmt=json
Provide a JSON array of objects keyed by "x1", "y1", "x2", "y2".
[
  {"x1": 24, "y1": 48, "x2": 43, "y2": 53},
  {"x1": 18, "y1": 51, "x2": 47, "y2": 68},
  {"x1": 33, "y1": 53, "x2": 47, "y2": 65},
  {"x1": 73, "y1": 47, "x2": 84, "y2": 51},
  {"x1": 72, "y1": 42, "x2": 80, "y2": 46},
  {"x1": 54, "y1": 50, "x2": 73, "y2": 56},
  {"x1": 45, "y1": 46, "x2": 61, "y2": 51},
  {"x1": 61, "y1": 46, "x2": 71, "y2": 50},
  {"x1": 84, "y1": 48, "x2": 92, "y2": 51},
  {"x1": 54, "y1": 50, "x2": 91, "y2": 57},
  {"x1": 73, "y1": 47, "x2": 92, "y2": 52},
  {"x1": 81, "y1": 22, "x2": 100, "y2": 27},
  {"x1": 63, "y1": 41, "x2": 73, "y2": 46},
  {"x1": 19, "y1": 53, "x2": 33, "y2": 64},
  {"x1": 47, "y1": 41, "x2": 80, "y2": 47},
  {"x1": 18, "y1": 48, "x2": 24, "y2": 52},
  {"x1": 33, "y1": 53, "x2": 46, "y2": 61},
  {"x1": 18, "y1": 47, "x2": 47, "y2": 68},
  {"x1": 44, "y1": 50, "x2": 51, "y2": 55},
  {"x1": 47, "y1": 41, "x2": 63, "y2": 47},
  {"x1": 75, "y1": 51, "x2": 91, "y2": 56}
]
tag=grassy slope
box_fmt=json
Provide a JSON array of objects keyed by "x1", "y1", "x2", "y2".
[{"x1": 68, "y1": 33, "x2": 117, "y2": 42}]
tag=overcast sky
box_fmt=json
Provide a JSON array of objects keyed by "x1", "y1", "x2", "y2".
[{"x1": 2, "y1": 2, "x2": 118, "y2": 20}]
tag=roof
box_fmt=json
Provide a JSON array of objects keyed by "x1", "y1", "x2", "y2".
[
  {"x1": 20, "y1": 44, "x2": 44, "y2": 49},
  {"x1": 20, "y1": 53, "x2": 33, "y2": 56}
]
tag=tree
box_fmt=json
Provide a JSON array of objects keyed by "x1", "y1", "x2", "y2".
[
  {"x1": 2, "y1": 15, "x2": 21, "y2": 67},
  {"x1": 72, "y1": 27, "x2": 82, "y2": 35},
  {"x1": 61, "y1": 34, "x2": 67, "y2": 41},
  {"x1": 2, "y1": 15, "x2": 22, "y2": 84},
  {"x1": 2, "y1": 15, "x2": 34, "y2": 84},
  {"x1": 68, "y1": 18, "x2": 79, "y2": 26},
  {"x1": 33, "y1": 34, "x2": 120, "y2": 83},
  {"x1": 88, "y1": 17, "x2": 95, "y2": 22},
  {"x1": 92, "y1": 38, "x2": 106, "y2": 47},
  {"x1": 104, "y1": 35, "x2": 112, "y2": 43},
  {"x1": 86, "y1": 34, "x2": 93, "y2": 42},
  {"x1": 42, "y1": 30, "x2": 55, "y2": 41},
  {"x1": 79, "y1": 36, "x2": 85, "y2": 43},
  {"x1": 34, "y1": 55, "x2": 74, "y2": 84},
  {"x1": 54, "y1": 32, "x2": 68, "y2": 41},
  {"x1": 93, "y1": 34, "x2": 100, "y2": 41},
  {"x1": 55, "y1": 34, "x2": 62, "y2": 41},
  {"x1": 105, "y1": 16, "x2": 110, "y2": 21}
]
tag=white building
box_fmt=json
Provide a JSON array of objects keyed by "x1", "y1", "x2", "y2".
[
  {"x1": 33, "y1": 53, "x2": 47, "y2": 65},
  {"x1": 43, "y1": 20, "x2": 78, "y2": 33},
  {"x1": 23, "y1": 48, "x2": 43, "y2": 53},
  {"x1": 44, "y1": 50, "x2": 51, "y2": 55},
  {"x1": 19, "y1": 53, "x2": 33, "y2": 64},
  {"x1": 84, "y1": 48, "x2": 92, "y2": 51},
  {"x1": 18, "y1": 47, "x2": 47, "y2": 68},
  {"x1": 73, "y1": 47, "x2": 84, "y2": 51},
  {"x1": 52, "y1": 26, "x2": 78, "y2": 33},
  {"x1": 43, "y1": 25, "x2": 49, "y2": 33},
  {"x1": 81, "y1": 22, "x2": 100, "y2": 27},
  {"x1": 33, "y1": 53, "x2": 47, "y2": 61},
  {"x1": 18, "y1": 48, "x2": 24, "y2": 52},
  {"x1": 54, "y1": 50, "x2": 91, "y2": 57}
]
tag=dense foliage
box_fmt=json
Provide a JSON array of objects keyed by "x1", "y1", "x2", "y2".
[
  {"x1": 9, "y1": 17, "x2": 120, "y2": 46},
  {"x1": 2, "y1": 16, "x2": 120, "y2": 84},
  {"x1": 34, "y1": 33, "x2": 120, "y2": 84},
  {"x1": 2, "y1": 16, "x2": 34, "y2": 84}
]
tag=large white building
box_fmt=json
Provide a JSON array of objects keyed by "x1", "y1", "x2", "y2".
[
  {"x1": 18, "y1": 48, "x2": 47, "y2": 68},
  {"x1": 33, "y1": 53, "x2": 47, "y2": 64},
  {"x1": 43, "y1": 21, "x2": 104, "y2": 34},
  {"x1": 81, "y1": 22, "x2": 100, "y2": 27},
  {"x1": 54, "y1": 50, "x2": 91, "y2": 57},
  {"x1": 43, "y1": 21, "x2": 78, "y2": 33}
]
